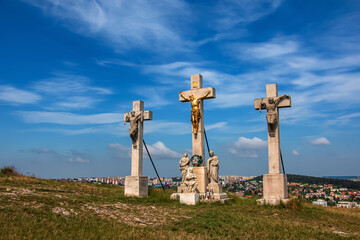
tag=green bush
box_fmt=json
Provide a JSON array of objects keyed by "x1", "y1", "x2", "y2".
[{"x1": 0, "y1": 166, "x2": 20, "y2": 177}]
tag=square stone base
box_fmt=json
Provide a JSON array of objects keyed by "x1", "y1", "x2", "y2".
[
  {"x1": 260, "y1": 173, "x2": 288, "y2": 205},
  {"x1": 257, "y1": 198, "x2": 291, "y2": 206},
  {"x1": 180, "y1": 193, "x2": 200, "y2": 205},
  {"x1": 192, "y1": 167, "x2": 208, "y2": 193},
  {"x1": 213, "y1": 193, "x2": 228, "y2": 200},
  {"x1": 124, "y1": 176, "x2": 148, "y2": 197}
]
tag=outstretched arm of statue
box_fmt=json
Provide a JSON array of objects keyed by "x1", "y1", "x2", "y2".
[
  {"x1": 124, "y1": 114, "x2": 128, "y2": 125},
  {"x1": 180, "y1": 92, "x2": 190, "y2": 101},
  {"x1": 275, "y1": 94, "x2": 290, "y2": 107},
  {"x1": 259, "y1": 99, "x2": 266, "y2": 112},
  {"x1": 198, "y1": 90, "x2": 211, "y2": 100}
]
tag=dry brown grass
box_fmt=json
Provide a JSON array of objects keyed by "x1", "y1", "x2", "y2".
[{"x1": 1, "y1": 175, "x2": 360, "y2": 240}]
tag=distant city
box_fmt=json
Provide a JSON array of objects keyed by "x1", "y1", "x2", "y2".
[
  {"x1": 53, "y1": 175, "x2": 360, "y2": 209},
  {"x1": 53, "y1": 175, "x2": 258, "y2": 188}
]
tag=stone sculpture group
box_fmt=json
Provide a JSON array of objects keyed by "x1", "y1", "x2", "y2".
[{"x1": 123, "y1": 74, "x2": 291, "y2": 206}]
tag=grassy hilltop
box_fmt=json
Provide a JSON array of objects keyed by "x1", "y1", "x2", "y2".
[{"x1": 1, "y1": 170, "x2": 360, "y2": 239}]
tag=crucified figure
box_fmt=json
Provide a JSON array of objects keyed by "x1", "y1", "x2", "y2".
[
  {"x1": 124, "y1": 111, "x2": 144, "y2": 148},
  {"x1": 180, "y1": 90, "x2": 211, "y2": 134},
  {"x1": 259, "y1": 95, "x2": 290, "y2": 137}
]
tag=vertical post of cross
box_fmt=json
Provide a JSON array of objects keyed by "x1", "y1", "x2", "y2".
[
  {"x1": 191, "y1": 74, "x2": 206, "y2": 161},
  {"x1": 266, "y1": 84, "x2": 281, "y2": 174}
]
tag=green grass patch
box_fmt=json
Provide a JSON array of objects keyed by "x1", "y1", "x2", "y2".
[{"x1": 1, "y1": 175, "x2": 359, "y2": 239}]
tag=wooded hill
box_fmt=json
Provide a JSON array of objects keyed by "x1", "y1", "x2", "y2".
[{"x1": 252, "y1": 174, "x2": 360, "y2": 190}]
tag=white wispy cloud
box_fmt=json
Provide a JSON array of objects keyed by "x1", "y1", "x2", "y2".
[
  {"x1": 66, "y1": 149, "x2": 91, "y2": 163},
  {"x1": 107, "y1": 141, "x2": 180, "y2": 159},
  {"x1": 107, "y1": 143, "x2": 131, "y2": 158},
  {"x1": 33, "y1": 73, "x2": 112, "y2": 95},
  {"x1": 29, "y1": 148, "x2": 55, "y2": 154},
  {"x1": 213, "y1": 0, "x2": 283, "y2": 30},
  {"x1": 26, "y1": 147, "x2": 91, "y2": 164},
  {"x1": 228, "y1": 136, "x2": 267, "y2": 158},
  {"x1": 29, "y1": 72, "x2": 112, "y2": 110},
  {"x1": 68, "y1": 157, "x2": 90, "y2": 163},
  {"x1": 0, "y1": 85, "x2": 41, "y2": 105},
  {"x1": 132, "y1": 86, "x2": 172, "y2": 108},
  {"x1": 20, "y1": 119, "x2": 189, "y2": 136},
  {"x1": 24, "y1": 0, "x2": 285, "y2": 54},
  {"x1": 17, "y1": 111, "x2": 122, "y2": 125},
  {"x1": 205, "y1": 122, "x2": 228, "y2": 131},
  {"x1": 144, "y1": 141, "x2": 181, "y2": 159},
  {"x1": 292, "y1": 149, "x2": 299, "y2": 156},
  {"x1": 311, "y1": 137, "x2": 331, "y2": 145},
  {"x1": 233, "y1": 37, "x2": 299, "y2": 59},
  {"x1": 25, "y1": 0, "x2": 190, "y2": 53},
  {"x1": 145, "y1": 121, "x2": 191, "y2": 135},
  {"x1": 53, "y1": 96, "x2": 102, "y2": 110},
  {"x1": 234, "y1": 137, "x2": 267, "y2": 149},
  {"x1": 113, "y1": 60, "x2": 263, "y2": 109},
  {"x1": 326, "y1": 112, "x2": 360, "y2": 126}
]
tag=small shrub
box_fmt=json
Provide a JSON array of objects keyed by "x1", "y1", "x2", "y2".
[
  {"x1": 0, "y1": 166, "x2": 21, "y2": 177},
  {"x1": 285, "y1": 197, "x2": 302, "y2": 210}
]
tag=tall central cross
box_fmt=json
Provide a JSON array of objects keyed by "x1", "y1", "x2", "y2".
[{"x1": 179, "y1": 74, "x2": 216, "y2": 163}]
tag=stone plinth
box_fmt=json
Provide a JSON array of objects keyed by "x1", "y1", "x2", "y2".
[
  {"x1": 258, "y1": 173, "x2": 289, "y2": 205},
  {"x1": 207, "y1": 182, "x2": 222, "y2": 193},
  {"x1": 180, "y1": 193, "x2": 200, "y2": 205},
  {"x1": 213, "y1": 193, "x2": 229, "y2": 200},
  {"x1": 124, "y1": 176, "x2": 148, "y2": 197},
  {"x1": 192, "y1": 166, "x2": 208, "y2": 193}
]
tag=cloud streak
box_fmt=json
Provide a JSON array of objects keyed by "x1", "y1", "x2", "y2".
[
  {"x1": 144, "y1": 141, "x2": 181, "y2": 159},
  {"x1": 17, "y1": 111, "x2": 122, "y2": 125},
  {"x1": 25, "y1": 0, "x2": 191, "y2": 53},
  {"x1": 228, "y1": 136, "x2": 267, "y2": 158},
  {"x1": 0, "y1": 85, "x2": 41, "y2": 105},
  {"x1": 311, "y1": 137, "x2": 331, "y2": 145}
]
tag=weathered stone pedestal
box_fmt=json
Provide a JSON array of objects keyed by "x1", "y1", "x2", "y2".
[
  {"x1": 124, "y1": 176, "x2": 148, "y2": 197},
  {"x1": 180, "y1": 193, "x2": 200, "y2": 205},
  {"x1": 192, "y1": 167, "x2": 208, "y2": 193},
  {"x1": 207, "y1": 182, "x2": 230, "y2": 203},
  {"x1": 257, "y1": 174, "x2": 289, "y2": 205}
]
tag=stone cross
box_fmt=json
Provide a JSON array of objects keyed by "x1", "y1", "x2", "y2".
[
  {"x1": 179, "y1": 74, "x2": 216, "y2": 162},
  {"x1": 124, "y1": 101, "x2": 153, "y2": 177},
  {"x1": 254, "y1": 83, "x2": 291, "y2": 205},
  {"x1": 254, "y1": 84, "x2": 291, "y2": 174}
]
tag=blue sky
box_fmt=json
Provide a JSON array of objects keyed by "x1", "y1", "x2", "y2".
[{"x1": 0, "y1": 0, "x2": 359, "y2": 178}]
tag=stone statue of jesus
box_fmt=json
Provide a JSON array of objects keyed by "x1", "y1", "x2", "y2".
[
  {"x1": 124, "y1": 111, "x2": 143, "y2": 148},
  {"x1": 180, "y1": 90, "x2": 211, "y2": 134},
  {"x1": 259, "y1": 95, "x2": 290, "y2": 137}
]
